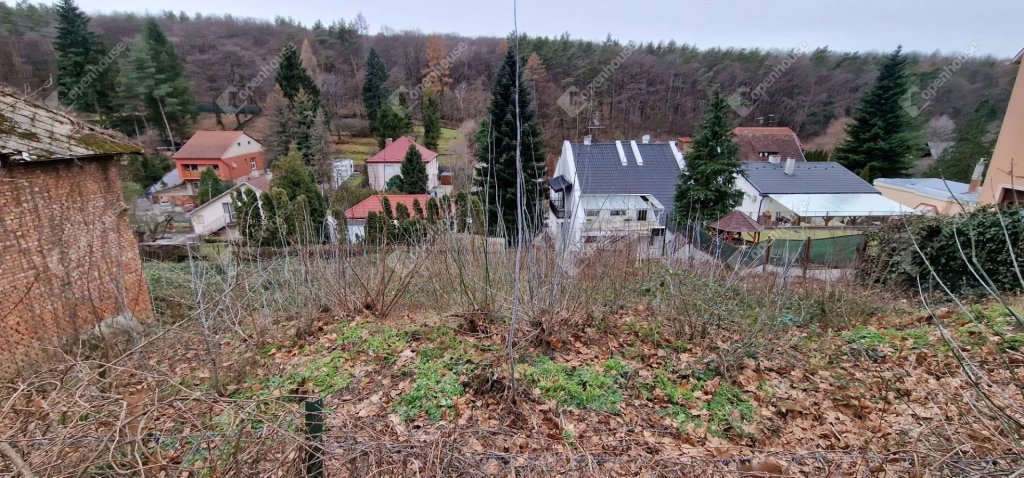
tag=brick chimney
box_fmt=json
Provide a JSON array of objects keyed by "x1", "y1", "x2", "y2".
[
  {"x1": 967, "y1": 158, "x2": 986, "y2": 193},
  {"x1": 385, "y1": 138, "x2": 393, "y2": 146}
]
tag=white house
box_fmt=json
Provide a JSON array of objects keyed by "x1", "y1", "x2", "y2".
[
  {"x1": 735, "y1": 157, "x2": 915, "y2": 225},
  {"x1": 365, "y1": 137, "x2": 439, "y2": 191},
  {"x1": 189, "y1": 175, "x2": 271, "y2": 239},
  {"x1": 548, "y1": 137, "x2": 685, "y2": 251}
]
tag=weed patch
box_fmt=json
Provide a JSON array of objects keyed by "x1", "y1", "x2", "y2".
[{"x1": 518, "y1": 356, "x2": 624, "y2": 412}]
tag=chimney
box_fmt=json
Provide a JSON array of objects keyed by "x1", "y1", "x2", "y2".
[
  {"x1": 642, "y1": 134, "x2": 651, "y2": 144},
  {"x1": 386, "y1": 138, "x2": 393, "y2": 146},
  {"x1": 768, "y1": 154, "x2": 781, "y2": 164},
  {"x1": 583, "y1": 135, "x2": 592, "y2": 145},
  {"x1": 968, "y1": 158, "x2": 987, "y2": 193},
  {"x1": 784, "y1": 156, "x2": 795, "y2": 176}
]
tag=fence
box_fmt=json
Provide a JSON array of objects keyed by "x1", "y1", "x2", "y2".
[{"x1": 682, "y1": 225, "x2": 866, "y2": 271}]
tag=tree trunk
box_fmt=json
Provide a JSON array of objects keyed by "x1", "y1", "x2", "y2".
[{"x1": 155, "y1": 96, "x2": 177, "y2": 151}]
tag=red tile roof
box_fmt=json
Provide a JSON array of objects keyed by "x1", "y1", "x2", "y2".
[
  {"x1": 243, "y1": 175, "x2": 272, "y2": 193},
  {"x1": 365, "y1": 136, "x2": 438, "y2": 163},
  {"x1": 173, "y1": 131, "x2": 247, "y2": 159},
  {"x1": 344, "y1": 194, "x2": 432, "y2": 220},
  {"x1": 709, "y1": 210, "x2": 764, "y2": 233},
  {"x1": 732, "y1": 127, "x2": 806, "y2": 162}
]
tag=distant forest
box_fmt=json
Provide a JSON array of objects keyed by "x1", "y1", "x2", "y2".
[{"x1": 1, "y1": 3, "x2": 1018, "y2": 151}]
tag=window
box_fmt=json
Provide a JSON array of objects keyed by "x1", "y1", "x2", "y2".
[
  {"x1": 223, "y1": 202, "x2": 234, "y2": 219},
  {"x1": 610, "y1": 210, "x2": 626, "y2": 216},
  {"x1": 187, "y1": 164, "x2": 199, "y2": 171},
  {"x1": 384, "y1": 164, "x2": 396, "y2": 175},
  {"x1": 585, "y1": 210, "x2": 599, "y2": 217},
  {"x1": 237, "y1": 142, "x2": 241, "y2": 146},
  {"x1": 250, "y1": 159, "x2": 257, "y2": 170},
  {"x1": 212, "y1": 165, "x2": 220, "y2": 171},
  {"x1": 637, "y1": 210, "x2": 648, "y2": 221}
]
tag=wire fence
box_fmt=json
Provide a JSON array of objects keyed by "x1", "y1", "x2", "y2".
[{"x1": 683, "y1": 225, "x2": 866, "y2": 271}]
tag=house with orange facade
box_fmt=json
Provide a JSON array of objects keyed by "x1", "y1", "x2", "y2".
[
  {"x1": 173, "y1": 131, "x2": 265, "y2": 194},
  {"x1": 980, "y1": 48, "x2": 1024, "y2": 205}
]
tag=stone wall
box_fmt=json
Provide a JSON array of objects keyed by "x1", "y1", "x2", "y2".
[{"x1": 0, "y1": 156, "x2": 151, "y2": 379}]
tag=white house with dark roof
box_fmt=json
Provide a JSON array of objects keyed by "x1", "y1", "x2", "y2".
[
  {"x1": 736, "y1": 157, "x2": 914, "y2": 225},
  {"x1": 548, "y1": 137, "x2": 685, "y2": 250}
]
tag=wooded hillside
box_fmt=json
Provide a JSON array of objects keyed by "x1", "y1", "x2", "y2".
[{"x1": 1, "y1": 4, "x2": 1018, "y2": 151}]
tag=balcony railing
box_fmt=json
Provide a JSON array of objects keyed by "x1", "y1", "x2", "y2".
[
  {"x1": 181, "y1": 170, "x2": 203, "y2": 179},
  {"x1": 550, "y1": 198, "x2": 566, "y2": 219}
]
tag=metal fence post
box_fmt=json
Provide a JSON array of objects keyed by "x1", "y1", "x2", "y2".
[
  {"x1": 802, "y1": 236, "x2": 811, "y2": 280},
  {"x1": 304, "y1": 399, "x2": 325, "y2": 478}
]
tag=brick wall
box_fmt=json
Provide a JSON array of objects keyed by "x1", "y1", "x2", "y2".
[{"x1": 0, "y1": 156, "x2": 152, "y2": 379}]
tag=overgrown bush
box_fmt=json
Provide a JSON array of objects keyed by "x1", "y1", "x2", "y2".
[{"x1": 860, "y1": 205, "x2": 1024, "y2": 293}]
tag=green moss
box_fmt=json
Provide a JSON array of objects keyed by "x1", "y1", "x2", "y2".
[
  {"x1": 0, "y1": 112, "x2": 41, "y2": 143},
  {"x1": 73, "y1": 133, "x2": 140, "y2": 154}
]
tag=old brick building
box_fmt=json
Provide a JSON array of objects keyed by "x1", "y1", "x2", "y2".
[{"x1": 0, "y1": 88, "x2": 151, "y2": 379}]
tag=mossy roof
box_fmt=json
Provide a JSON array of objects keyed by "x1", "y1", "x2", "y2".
[{"x1": 0, "y1": 87, "x2": 142, "y2": 163}]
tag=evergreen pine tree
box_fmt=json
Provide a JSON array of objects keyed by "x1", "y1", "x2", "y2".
[
  {"x1": 412, "y1": 199, "x2": 424, "y2": 218},
  {"x1": 361, "y1": 48, "x2": 389, "y2": 131},
  {"x1": 473, "y1": 47, "x2": 547, "y2": 245},
  {"x1": 833, "y1": 46, "x2": 921, "y2": 181},
  {"x1": 426, "y1": 197, "x2": 440, "y2": 223},
  {"x1": 672, "y1": 85, "x2": 743, "y2": 225},
  {"x1": 264, "y1": 86, "x2": 294, "y2": 168},
  {"x1": 422, "y1": 91, "x2": 442, "y2": 152},
  {"x1": 925, "y1": 101, "x2": 997, "y2": 183},
  {"x1": 271, "y1": 147, "x2": 328, "y2": 238},
  {"x1": 397, "y1": 91, "x2": 413, "y2": 134},
  {"x1": 395, "y1": 202, "x2": 410, "y2": 221},
  {"x1": 381, "y1": 195, "x2": 394, "y2": 221},
  {"x1": 275, "y1": 42, "x2": 321, "y2": 103},
  {"x1": 54, "y1": 0, "x2": 114, "y2": 115},
  {"x1": 259, "y1": 190, "x2": 283, "y2": 247},
  {"x1": 119, "y1": 20, "x2": 196, "y2": 144},
  {"x1": 386, "y1": 175, "x2": 404, "y2": 192},
  {"x1": 196, "y1": 167, "x2": 230, "y2": 204},
  {"x1": 375, "y1": 104, "x2": 404, "y2": 149},
  {"x1": 455, "y1": 190, "x2": 469, "y2": 233},
  {"x1": 233, "y1": 187, "x2": 263, "y2": 244},
  {"x1": 398, "y1": 143, "x2": 428, "y2": 193}
]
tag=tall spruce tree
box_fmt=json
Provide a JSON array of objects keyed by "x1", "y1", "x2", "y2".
[
  {"x1": 264, "y1": 86, "x2": 294, "y2": 168},
  {"x1": 925, "y1": 101, "x2": 997, "y2": 183},
  {"x1": 53, "y1": 0, "x2": 114, "y2": 115},
  {"x1": 473, "y1": 48, "x2": 547, "y2": 245},
  {"x1": 293, "y1": 89, "x2": 318, "y2": 166},
  {"x1": 119, "y1": 20, "x2": 196, "y2": 145},
  {"x1": 275, "y1": 42, "x2": 321, "y2": 103},
  {"x1": 672, "y1": 86, "x2": 743, "y2": 225},
  {"x1": 375, "y1": 104, "x2": 404, "y2": 149},
  {"x1": 422, "y1": 91, "x2": 442, "y2": 152},
  {"x1": 397, "y1": 91, "x2": 413, "y2": 134},
  {"x1": 833, "y1": 46, "x2": 921, "y2": 181},
  {"x1": 361, "y1": 48, "x2": 389, "y2": 131},
  {"x1": 399, "y1": 143, "x2": 428, "y2": 193}
]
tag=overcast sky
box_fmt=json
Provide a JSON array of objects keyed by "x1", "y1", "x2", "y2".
[{"x1": 75, "y1": 0, "x2": 1023, "y2": 58}]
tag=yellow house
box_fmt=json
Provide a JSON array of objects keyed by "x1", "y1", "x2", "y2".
[{"x1": 980, "y1": 48, "x2": 1024, "y2": 205}]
